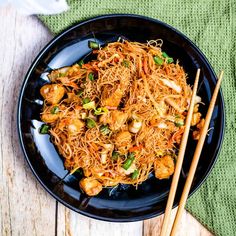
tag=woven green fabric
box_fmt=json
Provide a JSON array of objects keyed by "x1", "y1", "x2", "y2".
[{"x1": 39, "y1": 1, "x2": 236, "y2": 235}]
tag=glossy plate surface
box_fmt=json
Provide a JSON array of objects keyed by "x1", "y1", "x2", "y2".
[{"x1": 17, "y1": 14, "x2": 225, "y2": 222}]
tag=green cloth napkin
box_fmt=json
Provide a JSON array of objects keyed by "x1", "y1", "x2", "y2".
[{"x1": 39, "y1": 1, "x2": 236, "y2": 235}]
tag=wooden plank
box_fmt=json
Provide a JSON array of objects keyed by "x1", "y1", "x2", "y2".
[
  {"x1": 0, "y1": 6, "x2": 55, "y2": 236},
  {"x1": 56, "y1": 203, "x2": 143, "y2": 236},
  {"x1": 144, "y1": 208, "x2": 213, "y2": 236}
]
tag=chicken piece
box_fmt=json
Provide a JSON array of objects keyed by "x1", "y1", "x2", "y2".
[
  {"x1": 150, "y1": 115, "x2": 162, "y2": 126},
  {"x1": 154, "y1": 155, "x2": 175, "y2": 179},
  {"x1": 79, "y1": 177, "x2": 103, "y2": 196},
  {"x1": 192, "y1": 118, "x2": 205, "y2": 140},
  {"x1": 68, "y1": 118, "x2": 85, "y2": 135},
  {"x1": 197, "y1": 118, "x2": 205, "y2": 130},
  {"x1": 100, "y1": 110, "x2": 128, "y2": 131},
  {"x1": 193, "y1": 104, "x2": 199, "y2": 113},
  {"x1": 191, "y1": 112, "x2": 201, "y2": 126},
  {"x1": 40, "y1": 84, "x2": 65, "y2": 105},
  {"x1": 111, "y1": 111, "x2": 128, "y2": 130},
  {"x1": 101, "y1": 87, "x2": 123, "y2": 107},
  {"x1": 192, "y1": 130, "x2": 200, "y2": 140},
  {"x1": 114, "y1": 131, "x2": 132, "y2": 154},
  {"x1": 41, "y1": 113, "x2": 59, "y2": 123}
]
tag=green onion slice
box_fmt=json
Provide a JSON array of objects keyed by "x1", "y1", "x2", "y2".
[
  {"x1": 161, "y1": 52, "x2": 174, "y2": 63},
  {"x1": 88, "y1": 41, "x2": 99, "y2": 49},
  {"x1": 39, "y1": 124, "x2": 50, "y2": 134},
  {"x1": 82, "y1": 97, "x2": 91, "y2": 104},
  {"x1": 122, "y1": 60, "x2": 130, "y2": 68},
  {"x1": 153, "y1": 56, "x2": 164, "y2": 65},
  {"x1": 100, "y1": 125, "x2": 110, "y2": 135},
  {"x1": 86, "y1": 118, "x2": 96, "y2": 128},
  {"x1": 112, "y1": 151, "x2": 119, "y2": 161},
  {"x1": 78, "y1": 60, "x2": 84, "y2": 67},
  {"x1": 88, "y1": 72, "x2": 95, "y2": 81},
  {"x1": 162, "y1": 52, "x2": 169, "y2": 58},
  {"x1": 167, "y1": 57, "x2": 174, "y2": 63},
  {"x1": 175, "y1": 118, "x2": 184, "y2": 127},
  {"x1": 83, "y1": 101, "x2": 96, "y2": 110},
  {"x1": 77, "y1": 89, "x2": 83, "y2": 97},
  {"x1": 50, "y1": 106, "x2": 59, "y2": 114},
  {"x1": 122, "y1": 152, "x2": 135, "y2": 170},
  {"x1": 94, "y1": 107, "x2": 108, "y2": 115},
  {"x1": 131, "y1": 169, "x2": 139, "y2": 179}
]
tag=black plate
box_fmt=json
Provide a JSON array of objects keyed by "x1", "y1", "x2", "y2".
[{"x1": 17, "y1": 14, "x2": 225, "y2": 222}]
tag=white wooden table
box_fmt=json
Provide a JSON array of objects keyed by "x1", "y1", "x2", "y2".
[{"x1": 0, "y1": 6, "x2": 213, "y2": 236}]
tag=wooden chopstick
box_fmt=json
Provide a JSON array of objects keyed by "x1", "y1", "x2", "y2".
[
  {"x1": 160, "y1": 69, "x2": 200, "y2": 236},
  {"x1": 170, "y1": 70, "x2": 224, "y2": 236}
]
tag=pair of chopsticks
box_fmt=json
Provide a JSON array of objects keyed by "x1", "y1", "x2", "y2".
[{"x1": 160, "y1": 69, "x2": 224, "y2": 236}]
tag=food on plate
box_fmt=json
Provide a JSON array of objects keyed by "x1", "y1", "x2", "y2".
[{"x1": 39, "y1": 40, "x2": 204, "y2": 196}]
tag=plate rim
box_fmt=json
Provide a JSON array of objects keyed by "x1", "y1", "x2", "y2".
[{"x1": 17, "y1": 13, "x2": 225, "y2": 222}]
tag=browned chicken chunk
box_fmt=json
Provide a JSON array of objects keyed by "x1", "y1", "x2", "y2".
[
  {"x1": 101, "y1": 87, "x2": 123, "y2": 107},
  {"x1": 191, "y1": 112, "x2": 201, "y2": 126},
  {"x1": 79, "y1": 177, "x2": 103, "y2": 196},
  {"x1": 154, "y1": 155, "x2": 175, "y2": 179},
  {"x1": 41, "y1": 113, "x2": 59, "y2": 123},
  {"x1": 40, "y1": 84, "x2": 65, "y2": 105},
  {"x1": 100, "y1": 110, "x2": 128, "y2": 131},
  {"x1": 114, "y1": 131, "x2": 132, "y2": 154},
  {"x1": 68, "y1": 118, "x2": 85, "y2": 135},
  {"x1": 192, "y1": 118, "x2": 205, "y2": 140}
]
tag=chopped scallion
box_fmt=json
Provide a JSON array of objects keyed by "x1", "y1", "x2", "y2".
[
  {"x1": 162, "y1": 52, "x2": 169, "y2": 58},
  {"x1": 94, "y1": 107, "x2": 108, "y2": 115},
  {"x1": 39, "y1": 124, "x2": 50, "y2": 134},
  {"x1": 83, "y1": 101, "x2": 96, "y2": 110},
  {"x1": 100, "y1": 125, "x2": 110, "y2": 135},
  {"x1": 175, "y1": 118, "x2": 184, "y2": 127},
  {"x1": 153, "y1": 56, "x2": 164, "y2": 65},
  {"x1": 122, "y1": 152, "x2": 135, "y2": 170},
  {"x1": 77, "y1": 60, "x2": 84, "y2": 67},
  {"x1": 77, "y1": 89, "x2": 84, "y2": 97},
  {"x1": 131, "y1": 169, "x2": 139, "y2": 179},
  {"x1": 88, "y1": 72, "x2": 95, "y2": 81},
  {"x1": 161, "y1": 52, "x2": 174, "y2": 63},
  {"x1": 167, "y1": 57, "x2": 174, "y2": 63},
  {"x1": 76, "y1": 168, "x2": 83, "y2": 175},
  {"x1": 86, "y1": 118, "x2": 96, "y2": 128},
  {"x1": 58, "y1": 72, "x2": 66, "y2": 77},
  {"x1": 112, "y1": 151, "x2": 119, "y2": 160},
  {"x1": 122, "y1": 60, "x2": 130, "y2": 68},
  {"x1": 50, "y1": 106, "x2": 59, "y2": 114},
  {"x1": 82, "y1": 97, "x2": 91, "y2": 104},
  {"x1": 88, "y1": 41, "x2": 99, "y2": 49}
]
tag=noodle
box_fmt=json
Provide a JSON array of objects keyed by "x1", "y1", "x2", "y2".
[{"x1": 39, "y1": 40, "x2": 203, "y2": 196}]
